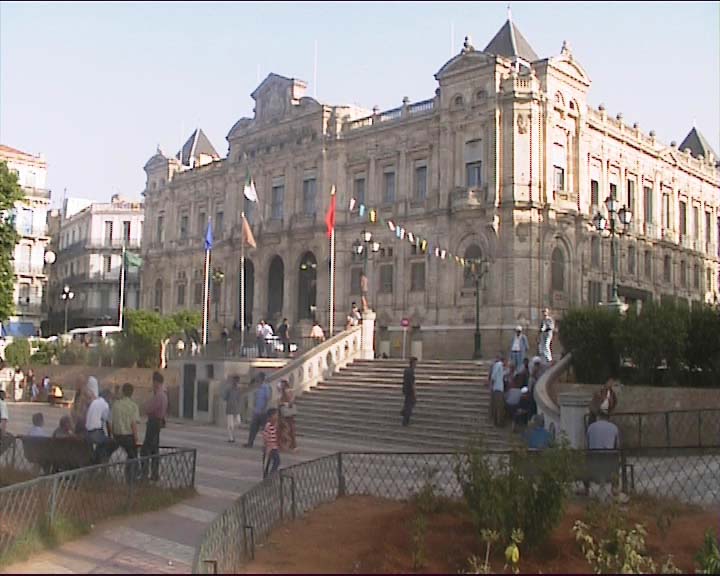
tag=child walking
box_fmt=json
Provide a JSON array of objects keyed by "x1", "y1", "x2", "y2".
[{"x1": 262, "y1": 408, "x2": 280, "y2": 479}]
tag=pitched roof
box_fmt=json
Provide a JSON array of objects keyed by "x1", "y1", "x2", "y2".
[
  {"x1": 678, "y1": 127, "x2": 717, "y2": 160},
  {"x1": 176, "y1": 129, "x2": 219, "y2": 166},
  {"x1": 483, "y1": 19, "x2": 539, "y2": 62}
]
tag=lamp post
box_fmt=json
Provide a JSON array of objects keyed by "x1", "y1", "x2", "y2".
[
  {"x1": 593, "y1": 194, "x2": 632, "y2": 313},
  {"x1": 211, "y1": 268, "x2": 225, "y2": 323},
  {"x1": 60, "y1": 285, "x2": 75, "y2": 334},
  {"x1": 466, "y1": 259, "x2": 489, "y2": 359},
  {"x1": 352, "y1": 229, "x2": 380, "y2": 311}
]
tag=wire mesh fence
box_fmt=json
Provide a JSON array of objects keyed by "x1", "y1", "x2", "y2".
[
  {"x1": 192, "y1": 447, "x2": 720, "y2": 574},
  {"x1": 0, "y1": 444, "x2": 196, "y2": 560}
]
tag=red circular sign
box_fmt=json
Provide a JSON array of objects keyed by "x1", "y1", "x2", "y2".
[{"x1": 401, "y1": 318, "x2": 410, "y2": 327}]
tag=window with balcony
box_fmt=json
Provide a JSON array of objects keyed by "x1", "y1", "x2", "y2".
[
  {"x1": 104, "y1": 221, "x2": 113, "y2": 246},
  {"x1": 663, "y1": 255, "x2": 672, "y2": 283},
  {"x1": 662, "y1": 193, "x2": 670, "y2": 230},
  {"x1": 414, "y1": 165, "x2": 427, "y2": 200},
  {"x1": 353, "y1": 176, "x2": 365, "y2": 206},
  {"x1": 590, "y1": 179, "x2": 600, "y2": 208},
  {"x1": 551, "y1": 248, "x2": 565, "y2": 292},
  {"x1": 123, "y1": 221, "x2": 131, "y2": 243},
  {"x1": 271, "y1": 183, "x2": 284, "y2": 220},
  {"x1": 180, "y1": 214, "x2": 189, "y2": 239},
  {"x1": 553, "y1": 166, "x2": 565, "y2": 193},
  {"x1": 302, "y1": 177, "x2": 317, "y2": 215},
  {"x1": 552, "y1": 143, "x2": 566, "y2": 194},
  {"x1": 177, "y1": 283, "x2": 186, "y2": 307},
  {"x1": 645, "y1": 251, "x2": 652, "y2": 279},
  {"x1": 643, "y1": 185, "x2": 653, "y2": 224},
  {"x1": 692, "y1": 206, "x2": 699, "y2": 239},
  {"x1": 379, "y1": 264, "x2": 394, "y2": 294},
  {"x1": 627, "y1": 179, "x2": 635, "y2": 213},
  {"x1": 410, "y1": 262, "x2": 426, "y2": 292},
  {"x1": 705, "y1": 212, "x2": 712, "y2": 246},
  {"x1": 679, "y1": 201, "x2": 687, "y2": 237},
  {"x1": 591, "y1": 237, "x2": 600, "y2": 268},
  {"x1": 465, "y1": 139, "x2": 482, "y2": 189},
  {"x1": 104, "y1": 255, "x2": 112, "y2": 273},
  {"x1": 383, "y1": 170, "x2": 396, "y2": 204}
]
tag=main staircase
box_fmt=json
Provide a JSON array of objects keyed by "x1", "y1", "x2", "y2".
[{"x1": 295, "y1": 359, "x2": 514, "y2": 450}]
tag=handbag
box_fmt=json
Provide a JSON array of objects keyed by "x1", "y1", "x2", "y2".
[{"x1": 280, "y1": 403, "x2": 297, "y2": 418}]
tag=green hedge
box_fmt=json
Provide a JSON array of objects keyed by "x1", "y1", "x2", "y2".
[
  {"x1": 4, "y1": 339, "x2": 31, "y2": 367},
  {"x1": 560, "y1": 303, "x2": 720, "y2": 387}
]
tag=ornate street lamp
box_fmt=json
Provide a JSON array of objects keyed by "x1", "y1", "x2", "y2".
[
  {"x1": 212, "y1": 268, "x2": 225, "y2": 323},
  {"x1": 352, "y1": 230, "x2": 381, "y2": 311},
  {"x1": 60, "y1": 285, "x2": 75, "y2": 334},
  {"x1": 593, "y1": 193, "x2": 632, "y2": 312},
  {"x1": 466, "y1": 259, "x2": 489, "y2": 359}
]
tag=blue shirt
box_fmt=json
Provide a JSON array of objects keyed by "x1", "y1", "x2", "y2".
[
  {"x1": 254, "y1": 383, "x2": 271, "y2": 416},
  {"x1": 525, "y1": 427, "x2": 553, "y2": 450}
]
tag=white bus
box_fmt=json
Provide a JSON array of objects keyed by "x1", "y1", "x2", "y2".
[{"x1": 66, "y1": 326, "x2": 122, "y2": 347}]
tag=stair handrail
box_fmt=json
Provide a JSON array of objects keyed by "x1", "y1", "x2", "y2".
[
  {"x1": 533, "y1": 353, "x2": 571, "y2": 436},
  {"x1": 240, "y1": 325, "x2": 363, "y2": 420}
]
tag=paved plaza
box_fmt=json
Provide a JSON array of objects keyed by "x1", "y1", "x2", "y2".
[{"x1": 2, "y1": 403, "x2": 411, "y2": 574}]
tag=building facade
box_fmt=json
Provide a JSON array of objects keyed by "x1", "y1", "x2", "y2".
[
  {"x1": 47, "y1": 195, "x2": 144, "y2": 333},
  {"x1": 0, "y1": 145, "x2": 52, "y2": 337},
  {"x1": 140, "y1": 19, "x2": 720, "y2": 359}
]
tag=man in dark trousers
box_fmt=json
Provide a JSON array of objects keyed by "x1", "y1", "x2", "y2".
[
  {"x1": 277, "y1": 318, "x2": 290, "y2": 357},
  {"x1": 401, "y1": 357, "x2": 418, "y2": 427},
  {"x1": 141, "y1": 371, "x2": 168, "y2": 481}
]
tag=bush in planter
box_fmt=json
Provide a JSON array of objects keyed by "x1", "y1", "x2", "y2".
[
  {"x1": 615, "y1": 301, "x2": 687, "y2": 386},
  {"x1": 4, "y1": 338, "x2": 31, "y2": 367},
  {"x1": 559, "y1": 308, "x2": 621, "y2": 384}
]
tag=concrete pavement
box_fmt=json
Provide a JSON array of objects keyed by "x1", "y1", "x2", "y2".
[{"x1": 2, "y1": 402, "x2": 408, "y2": 574}]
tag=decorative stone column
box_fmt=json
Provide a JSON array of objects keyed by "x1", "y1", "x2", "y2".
[
  {"x1": 360, "y1": 309, "x2": 376, "y2": 360},
  {"x1": 558, "y1": 391, "x2": 593, "y2": 449}
]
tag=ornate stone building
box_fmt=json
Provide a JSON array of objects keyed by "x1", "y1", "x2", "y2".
[{"x1": 141, "y1": 19, "x2": 720, "y2": 359}]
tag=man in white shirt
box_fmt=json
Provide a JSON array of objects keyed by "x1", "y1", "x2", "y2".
[
  {"x1": 585, "y1": 409, "x2": 624, "y2": 500},
  {"x1": 262, "y1": 322, "x2": 275, "y2": 357},
  {"x1": 488, "y1": 354, "x2": 506, "y2": 427},
  {"x1": 256, "y1": 321, "x2": 266, "y2": 358},
  {"x1": 86, "y1": 389, "x2": 113, "y2": 463}
]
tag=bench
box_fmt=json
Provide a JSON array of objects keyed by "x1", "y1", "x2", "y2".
[{"x1": 21, "y1": 436, "x2": 118, "y2": 474}]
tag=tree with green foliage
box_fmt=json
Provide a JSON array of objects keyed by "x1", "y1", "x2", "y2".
[
  {"x1": 4, "y1": 338, "x2": 31, "y2": 367},
  {"x1": 0, "y1": 161, "x2": 24, "y2": 324},
  {"x1": 122, "y1": 309, "x2": 201, "y2": 368}
]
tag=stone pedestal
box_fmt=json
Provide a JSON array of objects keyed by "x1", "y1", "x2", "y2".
[
  {"x1": 361, "y1": 309, "x2": 376, "y2": 360},
  {"x1": 558, "y1": 391, "x2": 593, "y2": 449}
]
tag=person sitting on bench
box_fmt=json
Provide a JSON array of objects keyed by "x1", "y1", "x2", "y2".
[
  {"x1": 584, "y1": 408, "x2": 625, "y2": 501},
  {"x1": 27, "y1": 412, "x2": 50, "y2": 437}
]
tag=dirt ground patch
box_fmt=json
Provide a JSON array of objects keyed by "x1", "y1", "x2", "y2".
[{"x1": 241, "y1": 495, "x2": 718, "y2": 574}]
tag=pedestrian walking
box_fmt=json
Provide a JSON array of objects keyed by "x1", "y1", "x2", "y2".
[
  {"x1": 489, "y1": 353, "x2": 506, "y2": 427},
  {"x1": 244, "y1": 372, "x2": 270, "y2": 448},
  {"x1": 256, "y1": 320, "x2": 266, "y2": 358},
  {"x1": 278, "y1": 380, "x2": 297, "y2": 451},
  {"x1": 262, "y1": 408, "x2": 280, "y2": 478},
  {"x1": 111, "y1": 383, "x2": 140, "y2": 483},
  {"x1": 401, "y1": 357, "x2": 418, "y2": 427},
  {"x1": 509, "y1": 326, "x2": 529, "y2": 371},
  {"x1": 278, "y1": 318, "x2": 290, "y2": 357},
  {"x1": 223, "y1": 375, "x2": 243, "y2": 443},
  {"x1": 538, "y1": 308, "x2": 555, "y2": 363},
  {"x1": 141, "y1": 371, "x2": 168, "y2": 481}
]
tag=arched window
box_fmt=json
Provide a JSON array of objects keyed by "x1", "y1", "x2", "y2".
[
  {"x1": 154, "y1": 279, "x2": 163, "y2": 312},
  {"x1": 453, "y1": 94, "x2": 464, "y2": 108},
  {"x1": 551, "y1": 247, "x2": 565, "y2": 292},
  {"x1": 463, "y1": 244, "x2": 483, "y2": 288}
]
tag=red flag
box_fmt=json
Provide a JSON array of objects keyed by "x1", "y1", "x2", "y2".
[{"x1": 325, "y1": 192, "x2": 336, "y2": 238}]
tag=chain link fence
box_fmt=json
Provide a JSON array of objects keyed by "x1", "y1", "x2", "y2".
[
  {"x1": 192, "y1": 447, "x2": 720, "y2": 574},
  {"x1": 0, "y1": 444, "x2": 196, "y2": 561}
]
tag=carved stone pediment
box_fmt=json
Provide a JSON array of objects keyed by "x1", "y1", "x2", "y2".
[{"x1": 435, "y1": 51, "x2": 495, "y2": 81}]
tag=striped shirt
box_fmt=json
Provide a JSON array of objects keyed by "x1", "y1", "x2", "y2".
[{"x1": 263, "y1": 421, "x2": 278, "y2": 451}]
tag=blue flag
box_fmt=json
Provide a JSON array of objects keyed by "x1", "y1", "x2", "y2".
[{"x1": 204, "y1": 221, "x2": 213, "y2": 251}]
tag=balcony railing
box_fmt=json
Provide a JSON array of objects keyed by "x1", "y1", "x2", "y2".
[
  {"x1": 14, "y1": 262, "x2": 46, "y2": 276},
  {"x1": 17, "y1": 225, "x2": 48, "y2": 238},
  {"x1": 22, "y1": 187, "x2": 51, "y2": 199},
  {"x1": 15, "y1": 301, "x2": 43, "y2": 315},
  {"x1": 85, "y1": 238, "x2": 142, "y2": 249}
]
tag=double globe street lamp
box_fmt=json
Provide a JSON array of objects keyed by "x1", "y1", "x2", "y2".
[
  {"x1": 60, "y1": 285, "x2": 75, "y2": 334},
  {"x1": 352, "y1": 229, "x2": 381, "y2": 311},
  {"x1": 592, "y1": 194, "x2": 632, "y2": 312}
]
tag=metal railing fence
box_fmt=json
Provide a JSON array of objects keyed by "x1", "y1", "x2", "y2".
[
  {"x1": 193, "y1": 447, "x2": 720, "y2": 573},
  {"x1": 609, "y1": 409, "x2": 720, "y2": 448},
  {"x1": 0, "y1": 443, "x2": 196, "y2": 559}
]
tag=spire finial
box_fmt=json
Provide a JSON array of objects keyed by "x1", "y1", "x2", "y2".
[{"x1": 507, "y1": 4, "x2": 512, "y2": 21}]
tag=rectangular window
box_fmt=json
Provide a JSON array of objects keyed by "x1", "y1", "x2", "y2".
[
  {"x1": 679, "y1": 201, "x2": 687, "y2": 236},
  {"x1": 644, "y1": 251, "x2": 652, "y2": 279},
  {"x1": 664, "y1": 256, "x2": 672, "y2": 283},
  {"x1": 626, "y1": 179, "x2": 635, "y2": 212},
  {"x1": 123, "y1": 220, "x2": 131, "y2": 243},
  {"x1": 627, "y1": 247, "x2": 636, "y2": 275},
  {"x1": 194, "y1": 282, "x2": 203, "y2": 306},
  {"x1": 383, "y1": 171, "x2": 395, "y2": 204},
  {"x1": 643, "y1": 186, "x2": 653, "y2": 224},
  {"x1": 466, "y1": 161, "x2": 482, "y2": 188},
  {"x1": 680, "y1": 262, "x2": 687, "y2": 287},
  {"x1": 350, "y1": 267, "x2": 363, "y2": 295},
  {"x1": 379, "y1": 264, "x2": 394, "y2": 294},
  {"x1": 271, "y1": 184, "x2": 284, "y2": 220},
  {"x1": 694, "y1": 265, "x2": 700, "y2": 290},
  {"x1": 302, "y1": 178, "x2": 317, "y2": 215},
  {"x1": 104, "y1": 221, "x2": 113, "y2": 245},
  {"x1": 707, "y1": 268, "x2": 713, "y2": 292},
  {"x1": 590, "y1": 180, "x2": 600, "y2": 207},
  {"x1": 705, "y1": 212, "x2": 712, "y2": 245},
  {"x1": 414, "y1": 165, "x2": 427, "y2": 200},
  {"x1": 410, "y1": 262, "x2": 426, "y2": 292},
  {"x1": 692, "y1": 206, "x2": 699, "y2": 239},
  {"x1": 180, "y1": 214, "x2": 189, "y2": 239},
  {"x1": 103, "y1": 255, "x2": 112, "y2": 273},
  {"x1": 353, "y1": 176, "x2": 366, "y2": 206},
  {"x1": 177, "y1": 284, "x2": 186, "y2": 307},
  {"x1": 663, "y1": 193, "x2": 670, "y2": 230},
  {"x1": 156, "y1": 216, "x2": 164, "y2": 244},
  {"x1": 100, "y1": 290, "x2": 110, "y2": 311},
  {"x1": 553, "y1": 166, "x2": 565, "y2": 192},
  {"x1": 610, "y1": 183, "x2": 618, "y2": 199},
  {"x1": 198, "y1": 211, "x2": 206, "y2": 236},
  {"x1": 587, "y1": 280, "x2": 603, "y2": 307},
  {"x1": 215, "y1": 210, "x2": 224, "y2": 237}
]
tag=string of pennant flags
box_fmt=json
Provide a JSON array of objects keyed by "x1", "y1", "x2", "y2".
[{"x1": 346, "y1": 196, "x2": 484, "y2": 273}]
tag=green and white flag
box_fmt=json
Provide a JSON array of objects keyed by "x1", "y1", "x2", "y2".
[
  {"x1": 243, "y1": 168, "x2": 258, "y2": 203},
  {"x1": 125, "y1": 251, "x2": 143, "y2": 268}
]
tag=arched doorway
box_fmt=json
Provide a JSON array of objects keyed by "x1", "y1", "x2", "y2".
[
  {"x1": 267, "y1": 256, "x2": 284, "y2": 326},
  {"x1": 238, "y1": 259, "x2": 254, "y2": 329},
  {"x1": 297, "y1": 252, "x2": 318, "y2": 321}
]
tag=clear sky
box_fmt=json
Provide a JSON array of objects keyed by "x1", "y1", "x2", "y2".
[{"x1": 1, "y1": 1, "x2": 718, "y2": 206}]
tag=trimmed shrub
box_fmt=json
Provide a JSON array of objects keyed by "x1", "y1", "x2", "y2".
[
  {"x1": 29, "y1": 341, "x2": 58, "y2": 365},
  {"x1": 4, "y1": 339, "x2": 31, "y2": 367},
  {"x1": 559, "y1": 308, "x2": 621, "y2": 384},
  {"x1": 57, "y1": 342, "x2": 89, "y2": 366}
]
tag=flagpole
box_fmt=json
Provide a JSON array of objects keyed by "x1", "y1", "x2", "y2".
[
  {"x1": 240, "y1": 211, "x2": 246, "y2": 352},
  {"x1": 118, "y1": 245, "x2": 126, "y2": 330},
  {"x1": 202, "y1": 221, "x2": 211, "y2": 348},
  {"x1": 328, "y1": 186, "x2": 336, "y2": 337}
]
